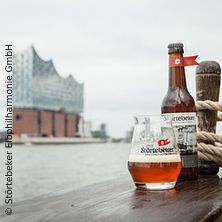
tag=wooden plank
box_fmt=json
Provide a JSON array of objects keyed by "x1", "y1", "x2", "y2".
[
  {"x1": 0, "y1": 174, "x2": 222, "y2": 222},
  {"x1": 196, "y1": 61, "x2": 221, "y2": 175}
]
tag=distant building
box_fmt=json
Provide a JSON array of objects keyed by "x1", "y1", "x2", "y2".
[
  {"x1": 78, "y1": 118, "x2": 92, "y2": 138},
  {"x1": 125, "y1": 127, "x2": 134, "y2": 143},
  {"x1": 13, "y1": 46, "x2": 84, "y2": 137},
  {"x1": 0, "y1": 131, "x2": 7, "y2": 142},
  {"x1": 92, "y1": 123, "x2": 107, "y2": 139}
]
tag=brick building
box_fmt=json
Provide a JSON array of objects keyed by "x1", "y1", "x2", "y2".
[{"x1": 13, "y1": 46, "x2": 84, "y2": 137}]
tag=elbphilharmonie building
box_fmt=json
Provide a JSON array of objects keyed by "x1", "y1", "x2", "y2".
[{"x1": 13, "y1": 46, "x2": 84, "y2": 137}]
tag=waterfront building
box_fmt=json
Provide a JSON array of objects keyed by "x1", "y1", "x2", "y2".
[
  {"x1": 13, "y1": 46, "x2": 84, "y2": 137},
  {"x1": 91, "y1": 123, "x2": 107, "y2": 139},
  {"x1": 78, "y1": 118, "x2": 92, "y2": 138}
]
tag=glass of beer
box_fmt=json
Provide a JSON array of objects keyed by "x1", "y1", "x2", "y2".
[{"x1": 128, "y1": 114, "x2": 181, "y2": 190}]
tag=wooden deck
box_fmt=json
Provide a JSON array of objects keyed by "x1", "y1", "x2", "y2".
[{"x1": 0, "y1": 172, "x2": 222, "y2": 222}]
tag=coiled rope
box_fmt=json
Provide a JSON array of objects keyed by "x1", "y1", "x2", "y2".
[{"x1": 196, "y1": 100, "x2": 222, "y2": 166}]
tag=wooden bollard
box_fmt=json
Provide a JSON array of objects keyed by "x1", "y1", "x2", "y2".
[{"x1": 196, "y1": 61, "x2": 221, "y2": 175}]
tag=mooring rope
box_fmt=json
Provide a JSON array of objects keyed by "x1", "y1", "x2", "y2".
[
  {"x1": 197, "y1": 131, "x2": 222, "y2": 144},
  {"x1": 217, "y1": 114, "x2": 222, "y2": 121},
  {"x1": 196, "y1": 100, "x2": 222, "y2": 112},
  {"x1": 196, "y1": 100, "x2": 222, "y2": 166}
]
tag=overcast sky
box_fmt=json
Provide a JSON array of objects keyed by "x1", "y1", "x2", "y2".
[{"x1": 0, "y1": 0, "x2": 222, "y2": 137}]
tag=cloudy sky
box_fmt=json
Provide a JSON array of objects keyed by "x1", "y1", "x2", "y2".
[{"x1": 0, "y1": 0, "x2": 222, "y2": 137}]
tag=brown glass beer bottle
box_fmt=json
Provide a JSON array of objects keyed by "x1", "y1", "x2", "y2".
[{"x1": 161, "y1": 43, "x2": 198, "y2": 181}]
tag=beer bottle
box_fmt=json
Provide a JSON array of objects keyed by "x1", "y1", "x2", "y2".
[{"x1": 161, "y1": 43, "x2": 198, "y2": 181}]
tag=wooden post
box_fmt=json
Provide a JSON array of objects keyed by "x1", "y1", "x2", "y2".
[{"x1": 196, "y1": 61, "x2": 221, "y2": 175}]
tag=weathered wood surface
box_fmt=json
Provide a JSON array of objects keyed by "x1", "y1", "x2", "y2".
[
  {"x1": 196, "y1": 61, "x2": 221, "y2": 175},
  {"x1": 0, "y1": 172, "x2": 222, "y2": 222},
  {"x1": 196, "y1": 60, "x2": 221, "y2": 133}
]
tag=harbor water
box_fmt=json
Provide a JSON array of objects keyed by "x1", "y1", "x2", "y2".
[{"x1": 0, "y1": 143, "x2": 131, "y2": 205}]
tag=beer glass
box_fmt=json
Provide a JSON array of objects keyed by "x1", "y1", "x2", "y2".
[{"x1": 128, "y1": 114, "x2": 181, "y2": 190}]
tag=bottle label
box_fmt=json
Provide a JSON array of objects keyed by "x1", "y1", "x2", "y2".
[
  {"x1": 164, "y1": 112, "x2": 198, "y2": 168},
  {"x1": 169, "y1": 55, "x2": 199, "y2": 67},
  {"x1": 170, "y1": 112, "x2": 197, "y2": 152},
  {"x1": 181, "y1": 154, "x2": 198, "y2": 168}
]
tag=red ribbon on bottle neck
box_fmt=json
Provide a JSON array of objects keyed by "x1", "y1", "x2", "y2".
[{"x1": 169, "y1": 55, "x2": 199, "y2": 67}]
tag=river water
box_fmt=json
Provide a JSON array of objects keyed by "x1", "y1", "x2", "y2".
[{"x1": 0, "y1": 143, "x2": 131, "y2": 205}]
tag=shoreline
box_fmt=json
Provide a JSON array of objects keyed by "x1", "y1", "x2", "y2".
[{"x1": 12, "y1": 137, "x2": 107, "y2": 145}]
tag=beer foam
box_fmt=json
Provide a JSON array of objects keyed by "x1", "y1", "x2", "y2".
[{"x1": 128, "y1": 154, "x2": 181, "y2": 163}]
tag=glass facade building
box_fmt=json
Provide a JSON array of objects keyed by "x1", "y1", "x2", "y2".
[{"x1": 13, "y1": 46, "x2": 84, "y2": 114}]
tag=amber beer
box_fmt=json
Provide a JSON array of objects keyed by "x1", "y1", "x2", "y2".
[
  {"x1": 161, "y1": 43, "x2": 198, "y2": 181},
  {"x1": 128, "y1": 156, "x2": 181, "y2": 188}
]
